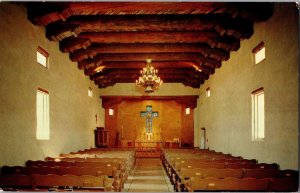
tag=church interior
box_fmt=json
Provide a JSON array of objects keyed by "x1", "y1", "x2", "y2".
[{"x1": 0, "y1": 2, "x2": 298, "y2": 192}]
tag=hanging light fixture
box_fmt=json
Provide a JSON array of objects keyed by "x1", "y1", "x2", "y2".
[{"x1": 136, "y1": 59, "x2": 163, "y2": 93}]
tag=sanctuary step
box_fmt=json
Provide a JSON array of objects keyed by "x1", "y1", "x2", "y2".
[{"x1": 136, "y1": 149, "x2": 162, "y2": 158}]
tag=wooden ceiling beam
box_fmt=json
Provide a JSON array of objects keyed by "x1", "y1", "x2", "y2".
[
  {"x1": 46, "y1": 15, "x2": 216, "y2": 40},
  {"x1": 78, "y1": 31, "x2": 219, "y2": 43},
  {"x1": 95, "y1": 74, "x2": 203, "y2": 88},
  {"x1": 97, "y1": 78, "x2": 201, "y2": 89},
  {"x1": 215, "y1": 17, "x2": 254, "y2": 39},
  {"x1": 230, "y1": 3, "x2": 274, "y2": 22},
  {"x1": 60, "y1": 31, "x2": 239, "y2": 53},
  {"x1": 46, "y1": 23, "x2": 82, "y2": 41},
  {"x1": 70, "y1": 43, "x2": 229, "y2": 62},
  {"x1": 45, "y1": 15, "x2": 254, "y2": 41},
  {"x1": 28, "y1": 2, "x2": 227, "y2": 25},
  {"x1": 78, "y1": 53, "x2": 220, "y2": 70},
  {"x1": 28, "y1": 2, "x2": 272, "y2": 26},
  {"x1": 82, "y1": 60, "x2": 213, "y2": 76},
  {"x1": 84, "y1": 61, "x2": 202, "y2": 76},
  {"x1": 101, "y1": 95, "x2": 199, "y2": 109},
  {"x1": 59, "y1": 37, "x2": 91, "y2": 53},
  {"x1": 91, "y1": 68, "x2": 206, "y2": 81},
  {"x1": 207, "y1": 35, "x2": 240, "y2": 51}
]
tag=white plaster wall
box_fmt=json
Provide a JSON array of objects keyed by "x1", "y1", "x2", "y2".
[
  {"x1": 197, "y1": 3, "x2": 298, "y2": 170},
  {"x1": 0, "y1": 3, "x2": 104, "y2": 166}
]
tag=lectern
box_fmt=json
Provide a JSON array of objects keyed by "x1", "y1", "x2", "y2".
[{"x1": 94, "y1": 127, "x2": 109, "y2": 147}]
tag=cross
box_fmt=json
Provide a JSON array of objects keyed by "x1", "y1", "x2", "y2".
[{"x1": 140, "y1": 105, "x2": 158, "y2": 133}]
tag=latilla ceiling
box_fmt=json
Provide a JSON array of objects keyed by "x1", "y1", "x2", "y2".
[{"x1": 27, "y1": 2, "x2": 273, "y2": 89}]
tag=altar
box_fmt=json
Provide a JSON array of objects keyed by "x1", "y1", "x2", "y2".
[{"x1": 135, "y1": 129, "x2": 163, "y2": 150}]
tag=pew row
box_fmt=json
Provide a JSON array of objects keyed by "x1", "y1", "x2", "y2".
[
  {"x1": 183, "y1": 176, "x2": 298, "y2": 192},
  {"x1": 0, "y1": 174, "x2": 114, "y2": 192},
  {"x1": 161, "y1": 148, "x2": 298, "y2": 192},
  {"x1": 1, "y1": 165, "x2": 121, "y2": 191}
]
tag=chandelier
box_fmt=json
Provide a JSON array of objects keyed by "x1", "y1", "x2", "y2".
[{"x1": 136, "y1": 59, "x2": 163, "y2": 93}]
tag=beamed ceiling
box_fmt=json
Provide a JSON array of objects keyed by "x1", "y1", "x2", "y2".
[{"x1": 27, "y1": 2, "x2": 273, "y2": 89}]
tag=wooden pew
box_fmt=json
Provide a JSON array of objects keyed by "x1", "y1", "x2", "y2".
[
  {"x1": 79, "y1": 175, "x2": 114, "y2": 191},
  {"x1": 26, "y1": 159, "x2": 125, "y2": 179},
  {"x1": 171, "y1": 161, "x2": 226, "y2": 185},
  {"x1": 226, "y1": 162, "x2": 260, "y2": 169},
  {"x1": 279, "y1": 169, "x2": 299, "y2": 179},
  {"x1": 73, "y1": 161, "x2": 126, "y2": 185},
  {"x1": 2, "y1": 164, "x2": 122, "y2": 191},
  {"x1": 31, "y1": 174, "x2": 80, "y2": 189},
  {"x1": 243, "y1": 169, "x2": 281, "y2": 179},
  {"x1": 26, "y1": 160, "x2": 73, "y2": 167},
  {"x1": 177, "y1": 168, "x2": 243, "y2": 191},
  {"x1": 226, "y1": 162, "x2": 279, "y2": 169},
  {"x1": 257, "y1": 163, "x2": 279, "y2": 169},
  {"x1": 57, "y1": 166, "x2": 121, "y2": 191},
  {"x1": 27, "y1": 159, "x2": 125, "y2": 190},
  {"x1": 0, "y1": 174, "x2": 31, "y2": 191},
  {"x1": 57, "y1": 166, "x2": 115, "y2": 177},
  {"x1": 184, "y1": 177, "x2": 270, "y2": 192},
  {"x1": 31, "y1": 174, "x2": 114, "y2": 192},
  {"x1": 1, "y1": 166, "x2": 57, "y2": 175},
  {"x1": 269, "y1": 178, "x2": 299, "y2": 192},
  {"x1": 46, "y1": 157, "x2": 127, "y2": 179}
]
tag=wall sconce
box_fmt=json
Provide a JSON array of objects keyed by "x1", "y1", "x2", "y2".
[
  {"x1": 109, "y1": 108, "x2": 114, "y2": 116},
  {"x1": 185, "y1": 107, "x2": 190, "y2": 115}
]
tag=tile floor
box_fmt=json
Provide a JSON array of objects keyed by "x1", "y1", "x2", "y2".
[{"x1": 124, "y1": 158, "x2": 174, "y2": 192}]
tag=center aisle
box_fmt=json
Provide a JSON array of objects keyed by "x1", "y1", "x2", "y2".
[{"x1": 124, "y1": 158, "x2": 174, "y2": 192}]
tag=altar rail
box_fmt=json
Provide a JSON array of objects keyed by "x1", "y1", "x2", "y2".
[{"x1": 120, "y1": 140, "x2": 180, "y2": 149}]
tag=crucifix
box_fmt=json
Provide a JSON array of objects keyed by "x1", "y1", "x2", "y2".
[{"x1": 140, "y1": 105, "x2": 158, "y2": 133}]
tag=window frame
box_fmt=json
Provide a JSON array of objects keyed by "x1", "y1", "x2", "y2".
[
  {"x1": 36, "y1": 88, "x2": 50, "y2": 140},
  {"x1": 251, "y1": 87, "x2": 265, "y2": 141},
  {"x1": 37, "y1": 46, "x2": 49, "y2": 68},
  {"x1": 252, "y1": 41, "x2": 265, "y2": 65}
]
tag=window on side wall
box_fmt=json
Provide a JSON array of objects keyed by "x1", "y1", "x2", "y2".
[
  {"x1": 37, "y1": 46, "x2": 49, "y2": 68},
  {"x1": 206, "y1": 87, "x2": 211, "y2": 98},
  {"x1": 252, "y1": 42, "x2": 265, "y2": 65},
  {"x1": 251, "y1": 88, "x2": 265, "y2": 141},
  {"x1": 88, "y1": 87, "x2": 93, "y2": 98},
  {"x1": 36, "y1": 88, "x2": 50, "y2": 140}
]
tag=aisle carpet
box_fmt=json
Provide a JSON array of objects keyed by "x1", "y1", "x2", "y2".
[{"x1": 124, "y1": 158, "x2": 174, "y2": 192}]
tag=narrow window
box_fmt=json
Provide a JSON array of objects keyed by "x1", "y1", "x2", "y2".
[
  {"x1": 88, "y1": 87, "x2": 93, "y2": 97},
  {"x1": 251, "y1": 88, "x2": 265, "y2": 141},
  {"x1": 185, "y1": 107, "x2": 190, "y2": 115},
  {"x1": 206, "y1": 87, "x2": 211, "y2": 98},
  {"x1": 37, "y1": 46, "x2": 49, "y2": 68},
  {"x1": 109, "y1": 108, "x2": 114, "y2": 116},
  {"x1": 36, "y1": 88, "x2": 50, "y2": 140},
  {"x1": 252, "y1": 42, "x2": 265, "y2": 64}
]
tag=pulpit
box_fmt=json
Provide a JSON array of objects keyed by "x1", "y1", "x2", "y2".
[{"x1": 94, "y1": 127, "x2": 109, "y2": 147}]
